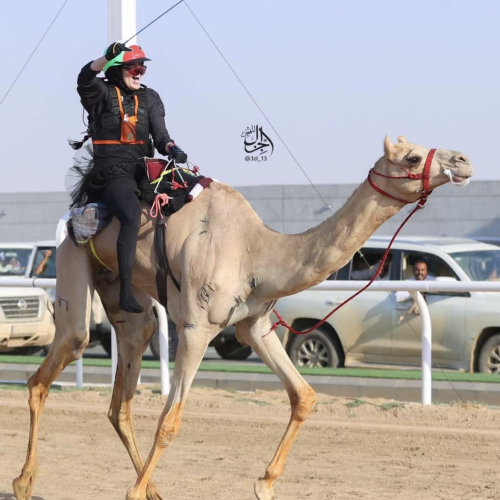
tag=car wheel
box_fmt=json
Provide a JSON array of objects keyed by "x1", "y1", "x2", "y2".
[
  {"x1": 289, "y1": 328, "x2": 341, "y2": 368},
  {"x1": 149, "y1": 317, "x2": 178, "y2": 361},
  {"x1": 478, "y1": 334, "x2": 500, "y2": 374},
  {"x1": 214, "y1": 339, "x2": 252, "y2": 360}
]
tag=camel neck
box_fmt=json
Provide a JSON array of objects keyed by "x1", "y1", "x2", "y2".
[{"x1": 260, "y1": 179, "x2": 404, "y2": 299}]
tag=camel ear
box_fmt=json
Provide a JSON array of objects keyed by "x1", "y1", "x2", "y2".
[
  {"x1": 397, "y1": 136, "x2": 408, "y2": 144},
  {"x1": 384, "y1": 135, "x2": 395, "y2": 161}
]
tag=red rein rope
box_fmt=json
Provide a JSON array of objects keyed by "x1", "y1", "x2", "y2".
[
  {"x1": 269, "y1": 149, "x2": 436, "y2": 337},
  {"x1": 150, "y1": 193, "x2": 170, "y2": 218}
]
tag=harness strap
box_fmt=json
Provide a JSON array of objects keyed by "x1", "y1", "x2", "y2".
[
  {"x1": 367, "y1": 175, "x2": 410, "y2": 204},
  {"x1": 154, "y1": 216, "x2": 181, "y2": 314},
  {"x1": 367, "y1": 149, "x2": 436, "y2": 207},
  {"x1": 93, "y1": 140, "x2": 146, "y2": 145},
  {"x1": 89, "y1": 238, "x2": 115, "y2": 272},
  {"x1": 115, "y1": 87, "x2": 139, "y2": 123},
  {"x1": 150, "y1": 167, "x2": 193, "y2": 185}
]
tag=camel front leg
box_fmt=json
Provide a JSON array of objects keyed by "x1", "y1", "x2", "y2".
[
  {"x1": 13, "y1": 241, "x2": 93, "y2": 500},
  {"x1": 236, "y1": 316, "x2": 317, "y2": 500},
  {"x1": 126, "y1": 324, "x2": 213, "y2": 500},
  {"x1": 98, "y1": 280, "x2": 163, "y2": 500}
]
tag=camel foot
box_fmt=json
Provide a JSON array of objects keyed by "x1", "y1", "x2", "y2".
[
  {"x1": 146, "y1": 482, "x2": 164, "y2": 500},
  {"x1": 126, "y1": 485, "x2": 147, "y2": 500},
  {"x1": 254, "y1": 478, "x2": 276, "y2": 500},
  {"x1": 12, "y1": 469, "x2": 38, "y2": 500}
]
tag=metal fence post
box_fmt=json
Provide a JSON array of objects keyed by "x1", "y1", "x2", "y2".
[
  {"x1": 153, "y1": 300, "x2": 170, "y2": 396},
  {"x1": 410, "y1": 291, "x2": 432, "y2": 405},
  {"x1": 76, "y1": 358, "x2": 83, "y2": 388},
  {"x1": 111, "y1": 327, "x2": 118, "y2": 385}
]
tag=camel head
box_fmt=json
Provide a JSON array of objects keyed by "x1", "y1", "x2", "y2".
[{"x1": 372, "y1": 135, "x2": 474, "y2": 203}]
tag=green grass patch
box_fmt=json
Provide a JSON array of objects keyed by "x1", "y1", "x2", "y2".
[
  {"x1": 2, "y1": 354, "x2": 500, "y2": 384},
  {"x1": 380, "y1": 402, "x2": 404, "y2": 411},
  {"x1": 345, "y1": 399, "x2": 367, "y2": 408},
  {"x1": 0, "y1": 383, "x2": 27, "y2": 391}
]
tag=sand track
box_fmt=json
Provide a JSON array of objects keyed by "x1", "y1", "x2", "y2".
[{"x1": 1, "y1": 386, "x2": 499, "y2": 500}]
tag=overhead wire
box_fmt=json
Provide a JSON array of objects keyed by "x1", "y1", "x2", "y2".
[
  {"x1": 0, "y1": 0, "x2": 70, "y2": 108},
  {"x1": 123, "y1": 0, "x2": 184, "y2": 44}
]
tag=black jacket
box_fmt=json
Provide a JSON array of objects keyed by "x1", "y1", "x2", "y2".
[{"x1": 77, "y1": 61, "x2": 173, "y2": 171}]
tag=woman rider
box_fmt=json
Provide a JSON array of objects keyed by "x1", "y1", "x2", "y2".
[{"x1": 74, "y1": 42, "x2": 187, "y2": 314}]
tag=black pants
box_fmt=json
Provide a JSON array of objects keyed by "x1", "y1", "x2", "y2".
[{"x1": 101, "y1": 178, "x2": 141, "y2": 298}]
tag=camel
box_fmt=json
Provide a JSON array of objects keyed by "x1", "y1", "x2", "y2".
[{"x1": 13, "y1": 135, "x2": 474, "y2": 500}]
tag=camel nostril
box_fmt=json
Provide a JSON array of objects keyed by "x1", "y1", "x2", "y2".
[{"x1": 456, "y1": 155, "x2": 469, "y2": 163}]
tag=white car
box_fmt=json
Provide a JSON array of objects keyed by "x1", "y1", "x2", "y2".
[
  {"x1": 274, "y1": 237, "x2": 500, "y2": 374},
  {"x1": 0, "y1": 242, "x2": 55, "y2": 353}
]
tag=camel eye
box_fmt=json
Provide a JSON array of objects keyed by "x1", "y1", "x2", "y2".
[{"x1": 407, "y1": 156, "x2": 421, "y2": 166}]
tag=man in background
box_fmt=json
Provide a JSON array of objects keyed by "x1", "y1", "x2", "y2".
[{"x1": 396, "y1": 258, "x2": 436, "y2": 303}]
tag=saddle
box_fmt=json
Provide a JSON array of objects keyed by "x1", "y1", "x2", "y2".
[{"x1": 139, "y1": 158, "x2": 205, "y2": 216}]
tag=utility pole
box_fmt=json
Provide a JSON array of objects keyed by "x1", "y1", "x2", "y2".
[{"x1": 108, "y1": 0, "x2": 137, "y2": 44}]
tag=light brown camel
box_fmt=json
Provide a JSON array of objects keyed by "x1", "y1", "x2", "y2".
[{"x1": 13, "y1": 135, "x2": 474, "y2": 500}]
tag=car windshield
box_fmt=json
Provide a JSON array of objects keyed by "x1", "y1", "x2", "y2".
[
  {"x1": 450, "y1": 250, "x2": 500, "y2": 281},
  {"x1": 0, "y1": 248, "x2": 32, "y2": 276}
]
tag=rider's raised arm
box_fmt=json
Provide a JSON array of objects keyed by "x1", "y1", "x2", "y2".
[{"x1": 77, "y1": 57, "x2": 109, "y2": 112}]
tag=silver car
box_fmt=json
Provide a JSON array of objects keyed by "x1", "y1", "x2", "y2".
[{"x1": 274, "y1": 237, "x2": 500, "y2": 373}]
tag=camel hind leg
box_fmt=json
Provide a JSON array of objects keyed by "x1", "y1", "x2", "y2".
[
  {"x1": 236, "y1": 316, "x2": 317, "y2": 500},
  {"x1": 96, "y1": 275, "x2": 164, "y2": 500},
  {"x1": 13, "y1": 239, "x2": 94, "y2": 500}
]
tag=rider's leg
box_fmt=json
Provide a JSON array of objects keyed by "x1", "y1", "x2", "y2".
[{"x1": 102, "y1": 177, "x2": 144, "y2": 314}]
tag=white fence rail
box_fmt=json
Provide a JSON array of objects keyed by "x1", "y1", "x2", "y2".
[{"x1": 3, "y1": 277, "x2": 500, "y2": 405}]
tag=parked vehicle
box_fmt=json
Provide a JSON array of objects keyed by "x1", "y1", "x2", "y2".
[
  {"x1": 0, "y1": 243, "x2": 55, "y2": 353},
  {"x1": 273, "y1": 236, "x2": 500, "y2": 374}
]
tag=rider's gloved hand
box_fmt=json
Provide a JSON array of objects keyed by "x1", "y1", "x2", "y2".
[
  {"x1": 170, "y1": 144, "x2": 188, "y2": 164},
  {"x1": 104, "y1": 42, "x2": 132, "y2": 61}
]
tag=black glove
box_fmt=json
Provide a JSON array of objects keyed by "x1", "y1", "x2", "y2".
[
  {"x1": 170, "y1": 144, "x2": 188, "y2": 164},
  {"x1": 104, "y1": 42, "x2": 132, "y2": 61}
]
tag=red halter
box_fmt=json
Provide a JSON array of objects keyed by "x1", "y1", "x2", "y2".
[{"x1": 368, "y1": 149, "x2": 436, "y2": 207}]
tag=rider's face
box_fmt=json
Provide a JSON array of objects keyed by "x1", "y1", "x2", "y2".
[{"x1": 122, "y1": 66, "x2": 143, "y2": 91}]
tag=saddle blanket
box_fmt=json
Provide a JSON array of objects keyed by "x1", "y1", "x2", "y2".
[{"x1": 67, "y1": 203, "x2": 112, "y2": 246}]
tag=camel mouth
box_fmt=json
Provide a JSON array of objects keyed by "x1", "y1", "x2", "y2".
[{"x1": 444, "y1": 169, "x2": 470, "y2": 187}]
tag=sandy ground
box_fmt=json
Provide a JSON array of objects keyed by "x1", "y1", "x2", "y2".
[{"x1": 1, "y1": 386, "x2": 500, "y2": 500}]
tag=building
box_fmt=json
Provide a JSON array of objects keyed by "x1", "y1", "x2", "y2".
[{"x1": 0, "y1": 180, "x2": 498, "y2": 243}]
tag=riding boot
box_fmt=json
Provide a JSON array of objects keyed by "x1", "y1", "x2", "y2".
[
  {"x1": 117, "y1": 236, "x2": 144, "y2": 314},
  {"x1": 118, "y1": 270, "x2": 144, "y2": 314}
]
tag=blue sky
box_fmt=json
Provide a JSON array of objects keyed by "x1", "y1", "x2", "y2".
[{"x1": 0, "y1": 0, "x2": 498, "y2": 193}]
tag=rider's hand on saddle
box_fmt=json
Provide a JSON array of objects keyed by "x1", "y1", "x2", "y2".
[
  {"x1": 170, "y1": 144, "x2": 188, "y2": 164},
  {"x1": 104, "y1": 42, "x2": 132, "y2": 61}
]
